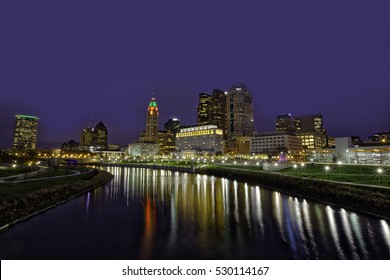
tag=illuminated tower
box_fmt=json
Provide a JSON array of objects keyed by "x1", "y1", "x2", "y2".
[
  {"x1": 12, "y1": 114, "x2": 39, "y2": 150},
  {"x1": 145, "y1": 95, "x2": 159, "y2": 143}
]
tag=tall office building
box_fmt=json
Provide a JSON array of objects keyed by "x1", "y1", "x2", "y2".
[
  {"x1": 164, "y1": 118, "x2": 182, "y2": 134},
  {"x1": 80, "y1": 121, "x2": 108, "y2": 150},
  {"x1": 197, "y1": 93, "x2": 211, "y2": 125},
  {"x1": 94, "y1": 121, "x2": 108, "y2": 148},
  {"x1": 276, "y1": 113, "x2": 295, "y2": 133},
  {"x1": 294, "y1": 114, "x2": 326, "y2": 149},
  {"x1": 226, "y1": 84, "x2": 254, "y2": 140},
  {"x1": 157, "y1": 118, "x2": 182, "y2": 155},
  {"x1": 294, "y1": 114, "x2": 325, "y2": 135},
  {"x1": 12, "y1": 114, "x2": 39, "y2": 150},
  {"x1": 80, "y1": 127, "x2": 93, "y2": 146},
  {"x1": 144, "y1": 96, "x2": 159, "y2": 143},
  {"x1": 197, "y1": 89, "x2": 227, "y2": 138}
]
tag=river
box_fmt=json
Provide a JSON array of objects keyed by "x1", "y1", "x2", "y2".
[{"x1": 0, "y1": 166, "x2": 389, "y2": 259}]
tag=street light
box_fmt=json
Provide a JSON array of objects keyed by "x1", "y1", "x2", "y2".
[
  {"x1": 293, "y1": 164, "x2": 298, "y2": 174},
  {"x1": 377, "y1": 168, "x2": 383, "y2": 185},
  {"x1": 325, "y1": 165, "x2": 330, "y2": 179},
  {"x1": 337, "y1": 161, "x2": 342, "y2": 173}
]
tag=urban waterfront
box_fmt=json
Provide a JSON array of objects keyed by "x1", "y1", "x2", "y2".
[{"x1": 0, "y1": 166, "x2": 389, "y2": 260}]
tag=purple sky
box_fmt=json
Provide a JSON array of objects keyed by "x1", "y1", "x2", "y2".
[{"x1": 1, "y1": 0, "x2": 389, "y2": 148}]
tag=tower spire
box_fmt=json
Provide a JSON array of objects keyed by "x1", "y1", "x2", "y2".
[{"x1": 145, "y1": 95, "x2": 159, "y2": 143}]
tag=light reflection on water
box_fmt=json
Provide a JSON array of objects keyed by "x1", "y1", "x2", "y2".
[
  {"x1": 0, "y1": 166, "x2": 389, "y2": 260},
  {"x1": 102, "y1": 167, "x2": 390, "y2": 259}
]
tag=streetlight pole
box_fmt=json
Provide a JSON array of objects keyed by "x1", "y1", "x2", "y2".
[
  {"x1": 377, "y1": 168, "x2": 383, "y2": 185},
  {"x1": 325, "y1": 165, "x2": 330, "y2": 180}
]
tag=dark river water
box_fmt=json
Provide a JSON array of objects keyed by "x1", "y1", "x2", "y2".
[{"x1": 0, "y1": 167, "x2": 389, "y2": 259}]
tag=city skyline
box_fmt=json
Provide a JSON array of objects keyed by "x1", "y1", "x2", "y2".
[{"x1": 1, "y1": 0, "x2": 389, "y2": 148}]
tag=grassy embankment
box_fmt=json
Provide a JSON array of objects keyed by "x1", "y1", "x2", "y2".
[
  {"x1": 0, "y1": 167, "x2": 37, "y2": 178},
  {"x1": 279, "y1": 164, "x2": 390, "y2": 187},
  {"x1": 197, "y1": 164, "x2": 390, "y2": 219},
  {"x1": 0, "y1": 168, "x2": 113, "y2": 228}
]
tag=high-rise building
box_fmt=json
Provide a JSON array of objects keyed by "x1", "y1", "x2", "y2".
[
  {"x1": 164, "y1": 118, "x2": 182, "y2": 134},
  {"x1": 80, "y1": 127, "x2": 94, "y2": 146},
  {"x1": 294, "y1": 114, "x2": 325, "y2": 135},
  {"x1": 294, "y1": 114, "x2": 326, "y2": 149},
  {"x1": 226, "y1": 84, "x2": 254, "y2": 140},
  {"x1": 276, "y1": 113, "x2": 295, "y2": 133},
  {"x1": 80, "y1": 121, "x2": 108, "y2": 150},
  {"x1": 144, "y1": 96, "x2": 159, "y2": 143},
  {"x1": 197, "y1": 89, "x2": 227, "y2": 138},
  {"x1": 197, "y1": 93, "x2": 211, "y2": 125},
  {"x1": 12, "y1": 114, "x2": 39, "y2": 150},
  {"x1": 159, "y1": 118, "x2": 182, "y2": 155},
  {"x1": 94, "y1": 121, "x2": 108, "y2": 148}
]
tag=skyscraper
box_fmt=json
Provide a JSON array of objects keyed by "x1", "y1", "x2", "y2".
[
  {"x1": 294, "y1": 114, "x2": 325, "y2": 135},
  {"x1": 276, "y1": 113, "x2": 295, "y2": 133},
  {"x1": 80, "y1": 121, "x2": 108, "y2": 150},
  {"x1": 226, "y1": 84, "x2": 254, "y2": 140},
  {"x1": 94, "y1": 121, "x2": 108, "y2": 148},
  {"x1": 144, "y1": 95, "x2": 159, "y2": 143},
  {"x1": 12, "y1": 114, "x2": 39, "y2": 150},
  {"x1": 197, "y1": 93, "x2": 211, "y2": 125},
  {"x1": 164, "y1": 118, "x2": 182, "y2": 134},
  {"x1": 197, "y1": 89, "x2": 227, "y2": 138},
  {"x1": 80, "y1": 127, "x2": 94, "y2": 146}
]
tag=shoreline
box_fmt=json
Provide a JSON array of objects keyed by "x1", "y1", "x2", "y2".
[{"x1": 0, "y1": 170, "x2": 114, "y2": 230}]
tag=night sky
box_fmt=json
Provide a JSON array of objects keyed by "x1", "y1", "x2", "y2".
[{"x1": 1, "y1": 0, "x2": 389, "y2": 148}]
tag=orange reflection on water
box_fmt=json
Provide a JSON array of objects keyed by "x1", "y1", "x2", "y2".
[{"x1": 139, "y1": 196, "x2": 156, "y2": 259}]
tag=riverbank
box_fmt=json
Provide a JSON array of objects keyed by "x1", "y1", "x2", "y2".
[
  {"x1": 197, "y1": 166, "x2": 390, "y2": 220},
  {"x1": 0, "y1": 170, "x2": 114, "y2": 229}
]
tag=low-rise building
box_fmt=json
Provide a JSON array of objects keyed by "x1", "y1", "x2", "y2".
[
  {"x1": 250, "y1": 131, "x2": 303, "y2": 161},
  {"x1": 308, "y1": 137, "x2": 390, "y2": 164},
  {"x1": 126, "y1": 143, "x2": 159, "y2": 157},
  {"x1": 176, "y1": 125, "x2": 223, "y2": 156}
]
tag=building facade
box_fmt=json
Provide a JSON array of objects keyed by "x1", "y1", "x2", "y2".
[
  {"x1": 13, "y1": 114, "x2": 39, "y2": 150},
  {"x1": 164, "y1": 118, "x2": 182, "y2": 133},
  {"x1": 275, "y1": 113, "x2": 295, "y2": 133},
  {"x1": 197, "y1": 89, "x2": 227, "y2": 138},
  {"x1": 294, "y1": 114, "x2": 326, "y2": 149},
  {"x1": 175, "y1": 125, "x2": 223, "y2": 155},
  {"x1": 127, "y1": 143, "x2": 159, "y2": 157},
  {"x1": 250, "y1": 131, "x2": 303, "y2": 161},
  {"x1": 368, "y1": 132, "x2": 390, "y2": 143},
  {"x1": 308, "y1": 137, "x2": 390, "y2": 165},
  {"x1": 80, "y1": 121, "x2": 108, "y2": 150},
  {"x1": 94, "y1": 121, "x2": 108, "y2": 148},
  {"x1": 158, "y1": 130, "x2": 175, "y2": 155},
  {"x1": 226, "y1": 84, "x2": 254, "y2": 140}
]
